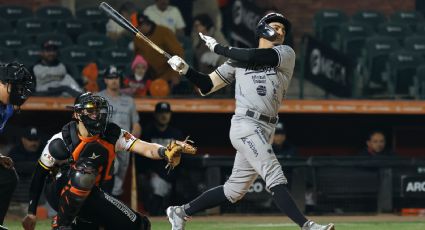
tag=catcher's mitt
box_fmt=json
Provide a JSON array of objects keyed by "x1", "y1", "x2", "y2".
[{"x1": 165, "y1": 136, "x2": 197, "y2": 171}]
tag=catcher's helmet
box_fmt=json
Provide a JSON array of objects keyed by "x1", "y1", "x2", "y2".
[
  {"x1": 256, "y1": 12, "x2": 291, "y2": 41},
  {"x1": 73, "y1": 92, "x2": 112, "y2": 136},
  {"x1": 0, "y1": 62, "x2": 35, "y2": 107}
]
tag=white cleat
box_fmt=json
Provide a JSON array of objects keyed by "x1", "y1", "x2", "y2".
[
  {"x1": 301, "y1": 220, "x2": 335, "y2": 230},
  {"x1": 166, "y1": 206, "x2": 187, "y2": 230}
]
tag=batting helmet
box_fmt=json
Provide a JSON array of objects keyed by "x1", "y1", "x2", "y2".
[
  {"x1": 256, "y1": 12, "x2": 291, "y2": 40},
  {"x1": 0, "y1": 62, "x2": 35, "y2": 106}
]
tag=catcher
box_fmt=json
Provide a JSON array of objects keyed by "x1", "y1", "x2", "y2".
[{"x1": 22, "y1": 92, "x2": 196, "y2": 230}]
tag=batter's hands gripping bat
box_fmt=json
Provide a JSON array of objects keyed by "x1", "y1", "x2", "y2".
[{"x1": 99, "y1": 2, "x2": 172, "y2": 59}]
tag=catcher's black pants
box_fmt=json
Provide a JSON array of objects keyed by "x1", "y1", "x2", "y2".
[
  {"x1": 45, "y1": 175, "x2": 149, "y2": 230},
  {"x1": 0, "y1": 167, "x2": 18, "y2": 225}
]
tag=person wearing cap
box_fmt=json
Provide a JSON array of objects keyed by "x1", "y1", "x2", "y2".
[
  {"x1": 272, "y1": 122, "x2": 297, "y2": 158},
  {"x1": 122, "y1": 55, "x2": 153, "y2": 97},
  {"x1": 8, "y1": 126, "x2": 43, "y2": 164},
  {"x1": 135, "y1": 101, "x2": 184, "y2": 215},
  {"x1": 31, "y1": 40, "x2": 82, "y2": 97},
  {"x1": 134, "y1": 12, "x2": 184, "y2": 86},
  {"x1": 97, "y1": 66, "x2": 142, "y2": 197}
]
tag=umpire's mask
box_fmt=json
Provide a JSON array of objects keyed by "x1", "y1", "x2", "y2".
[
  {"x1": 0, "y1": 62, "x2": 35, "y2": 107},
  {"x1": 73, "y1": 92, "x2": 112, "y2": 136}
]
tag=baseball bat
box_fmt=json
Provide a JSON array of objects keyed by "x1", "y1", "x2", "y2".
[{"x1": 99, "y1": 2, "x2": 172, "y2": 59}]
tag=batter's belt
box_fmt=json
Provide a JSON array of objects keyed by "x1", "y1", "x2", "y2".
[{"x1": 235, "y1": 108, "x2": 278, "y2": 124}]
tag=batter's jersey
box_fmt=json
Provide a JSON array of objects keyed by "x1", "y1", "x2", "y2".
[
  {"x1": 215, "y1": 45, "x2": 295, "y2": 117},
  {"x1": 97, "y1": 91, "x2": 140, "y2": 131}
]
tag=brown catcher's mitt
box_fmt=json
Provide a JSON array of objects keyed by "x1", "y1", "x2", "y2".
[{"x1": 165, "y1": 136, "x2": 197, "y2": 171}]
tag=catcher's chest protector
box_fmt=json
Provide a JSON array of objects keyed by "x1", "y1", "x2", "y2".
[{"x1": 61, "y1": 121, "x2": 120, "y2": 185}]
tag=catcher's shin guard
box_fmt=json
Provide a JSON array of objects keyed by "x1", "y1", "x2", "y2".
[
  {"x1": 57, "y1": 162, "x2": 97, "y2": 226},
  {"x1": 138, "y1": 214, "x2": 151, "y2": 230}
]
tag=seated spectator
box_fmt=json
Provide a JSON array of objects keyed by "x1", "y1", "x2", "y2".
[
  {"x1": 192, "y1": 13, "x2": 228, "y2": 73},
  {"x1": 106, "y1": 1, "x2": 137, "y2": 41},
  {"x1": 134, "y1": 13, "x2": 184, "y2": 86},
  {"x1": 272, "y1": 122, "x2": 297, "y2": 158},
  {"x1": 32, "y1": 41, "x2": 82, "y2": 97},
  {"x1": 122, "y1": 55, "x2": 152, "y2": 97},
  {"x1": 144, "y1": 0, "x2": 186, "y2": 37},
  {"x1": 135, "y1": 102, "x2": 184, "y2": 215},
  {"x1": 8, "y1": 126, "x2": 43, "y2": 166},
  {"x1": 359, "y1": 130, "x2": 394, "y2": 156}
]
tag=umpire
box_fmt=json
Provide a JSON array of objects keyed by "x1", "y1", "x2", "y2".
[{"x1": 0, "y1": 62, "x2": 36, "y2": 230}]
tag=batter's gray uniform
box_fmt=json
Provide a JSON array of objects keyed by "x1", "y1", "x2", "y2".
[
  {"x1": 97, "y1": 91, "x2": 140, "y2": 196},
  {"x1": 215, "y1": 45, "x2": 295, "y2": 203}
]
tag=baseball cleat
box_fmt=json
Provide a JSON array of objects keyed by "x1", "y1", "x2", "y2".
[
  {"x1": 166, "y1": 206, "x2": 187, "y2": 230},
  {"x1": 301, "y1": 220, "x2": 335, "y2": 230},
  {"x1": 0, "y1": 225, "x2": 8, "y2": 230}
]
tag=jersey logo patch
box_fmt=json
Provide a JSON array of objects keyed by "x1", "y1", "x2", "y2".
[
  {"x1": 256, "y1": 85, "x2": 267, "y2": 96},
  {"x1": 89, "y1": 153, "x2": 100, "y2": 160},
  {"x1": 123, "y1": 131, "x2": 133, "y2": 142}
]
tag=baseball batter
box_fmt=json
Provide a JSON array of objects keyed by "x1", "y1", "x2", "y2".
[{"x1": 166, "y1": 13, "x2": 335, "y2": 230}]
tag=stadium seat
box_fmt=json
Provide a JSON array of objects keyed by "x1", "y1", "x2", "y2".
[
  {"x1": 351, "y1": 10, "x2": 386, "y2": 30},
  {"x1": 313, "y1": 9, "x2": 348, "y2": 48},
  {"x1": 0, "y1": 33, "x2": 29, "y2": 50},
  {"x1": 337, "y1": 22, "x2": 374, "y2": 60},
  {"x1": 75, "y1": 7, "x2": 108, "y2": 33},
  {"x1": 77, "y1": 32, "x2": 113, "y2": 54},
  {"x1": 404, "y1": 35, "x2": 425, "y2": 57},
  {"x1": 377, "y1": 22, "x2": 412, "y2": 43},
  {"x1": 16, "y1": 18, "x2": 52, "y2": 40},
  {"x1": 0, "y1": 5, "x2": 32, "y2": 26},
  {"x1": 35, "y1": 33, "x2": 73, "y2": 49},
  {"x1": 414, "y1": 64, "x2": 425, "y2": 99},
  {"x1": 100, "y1": 47, "x2": 133, "y2": 66},
  {"x1": 17, "y1": 45, "x2": 41, "y2": 68},
  {"x1": 56, "y1": 19, "x2": 92, "y2": 42},
  {"x1": 116, "y1": 34, "x2": 134, "y2": 50},
  {"x1": 387, "y1": 49, "x2": 424, "y2": 97},
  {"x1": 0, "y1": 47, "x2": 15, "y2": 63},
  {"x1": 390, "y1": 11, "x2": 424, "y2": 32},
  {"x1": 35, "y1": 5, "x2": 73, "y2": 25},
  {"x1": 0, "y1": 19, "x2": 14, "y2": 34},
  {"x1": 362, "y1": 35, "x2": 400, "y2": 96},
  {"x1": 64, "y1": 62, "x2": 84, "y2": 86},
  {"x1": 60, "y1": 45, "x2": 96, "y2": 67},
  {"x1": 415, "y1": 22, "x2": 425, "y2": 35}
]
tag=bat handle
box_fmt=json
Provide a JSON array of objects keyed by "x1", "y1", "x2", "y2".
[{"x1": 164, "y1": 53, "x2": 172, "y2": 59}]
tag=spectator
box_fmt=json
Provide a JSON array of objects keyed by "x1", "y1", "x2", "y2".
[
  {"x1": 134, "y1": 13, "x2": 184, "y2": 86},
  {"x1": 144, "y1": 0, "x2": 186, "y2": 37},
  {"x1": 192, "y1": 14, "x2": 228, "y2": 73},
  {"x1": 359, "y1": 130, "x2": 394, "y2": 156},
  {"x1": 272, "y1": 122, "x2": 297, "y2": 158},
  {"x1": 32, "y1": 41, "x2": 82, "y2": 97},
  {"x1": 8, "y1": 126, "x2": 43, "y2": 165},
  {"x1": 106, "y1": 1, "x2": 137, "y2": 41},
  {"x1": 97, "y1": 66, "x2": 142, "y2": 197},
  {"x1": 122, "y1": 55, "x2": 152, "y2": 97},
  {"x1": 135, "y1": 101, "x2": 184, "y2": 215}
]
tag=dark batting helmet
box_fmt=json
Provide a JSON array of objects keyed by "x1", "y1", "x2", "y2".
[
  {"x1": 256, "y1": 12, "x2": 291, "y2": 41},
  {"x1": 0, "y1": 62, "x2": 35, "y2": 107}
]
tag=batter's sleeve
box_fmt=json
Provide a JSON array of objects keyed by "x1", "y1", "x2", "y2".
[
  {"x1": 272, "y1": 45, "x2": 296, "y2": 78},
  {"x1": 215, "y1": 60, "x2": 236, "y2": 85}
]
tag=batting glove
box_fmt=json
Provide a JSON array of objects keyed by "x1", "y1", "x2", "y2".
[
  {"x1": 199, "y1": 32, "x2": 218, "y2": 52},
  {"x1": 167, "y1": 55, "x2": 189, "y2": 75}
]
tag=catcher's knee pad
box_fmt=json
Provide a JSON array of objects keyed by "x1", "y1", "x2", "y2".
[{"x1": 70, "y1": 160, "x2": 98, "y2": 191}]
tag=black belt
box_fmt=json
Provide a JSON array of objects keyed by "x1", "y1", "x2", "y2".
[{"x1": 245, "y1": 110, "x2": 278, "y2": 124}]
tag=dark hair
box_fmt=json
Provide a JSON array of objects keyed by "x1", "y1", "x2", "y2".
[{"x1": 193, "y1": 14, "x2": 214, "y2": 31}]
